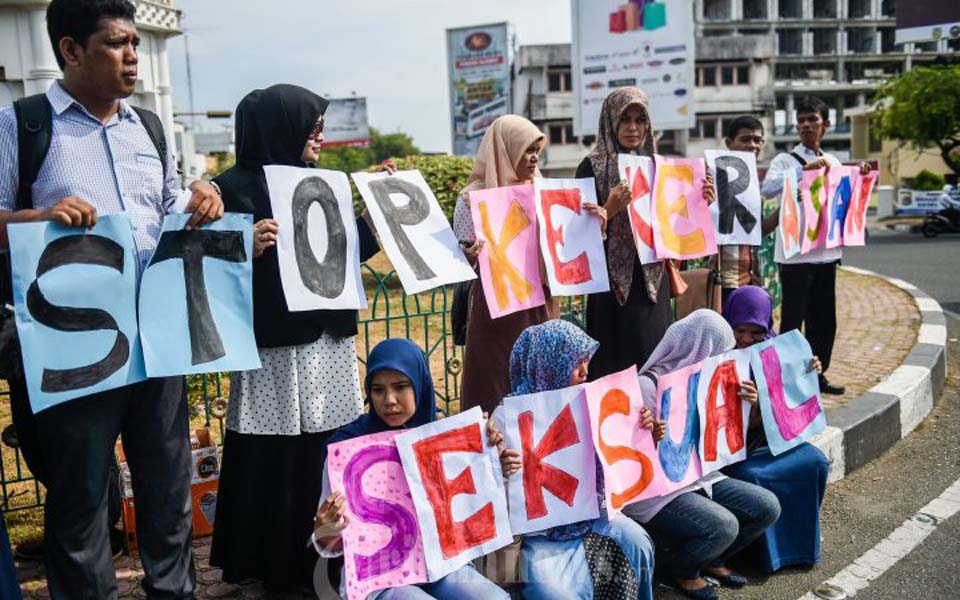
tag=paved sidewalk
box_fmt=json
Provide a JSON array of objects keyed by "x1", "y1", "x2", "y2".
[{"x1": 14, "y1": 269, "x2": 921, "y2": 599}]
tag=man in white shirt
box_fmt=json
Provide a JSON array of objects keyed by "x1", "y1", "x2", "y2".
[{"x1": 761, "y1": 96, "x2": 871, "y2": 396}]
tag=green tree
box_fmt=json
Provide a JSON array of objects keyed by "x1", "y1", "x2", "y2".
[
  {"x1": 352, "y1": 154, "x2": 474, "y2": 218},
  {"x1": 369, "y1": 127, "x2": 420, "y2": 163},
  {"x1": 873, "y1": 64, "x2": 960, "y2": 175}
]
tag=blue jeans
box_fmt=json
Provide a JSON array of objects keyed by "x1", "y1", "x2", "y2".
[
  {"x1": 520, "y1": 514, "x2": 655, "y2": 600},
  {"x1": 643, "y1": 478, "x2": 781, "y2": 580},
  {"x1": 372, "y1": 564, "x2": 509, "y2": 600}
]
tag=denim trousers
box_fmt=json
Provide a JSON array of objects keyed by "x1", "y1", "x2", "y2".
[
  {"x1": 372, "y1": 563, "x2": 509, "y2": 600},
  {"x1": 643, "y1": 478, "x2": 781, "y2": 580}
]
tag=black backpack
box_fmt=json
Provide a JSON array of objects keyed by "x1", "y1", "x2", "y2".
[{"x1": 0, "y1": 94, "x2": 169, "y2": 377}]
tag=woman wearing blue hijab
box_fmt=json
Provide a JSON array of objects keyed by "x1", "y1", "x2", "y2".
[{"x1": 312, "y1": 338, "x2": 509, "y2": 600}]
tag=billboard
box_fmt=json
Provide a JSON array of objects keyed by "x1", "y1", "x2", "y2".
[
  {"x1": 895, "y1": 1, "x2": 960, "y2": 44},
  {"x1": 572, "y1": 0, "x2": 695, "y2": 136},
  {"x1": 323, "y1": 97, "x2": 370, "y2": 148},
  {"x1": 446, "y1": 22, "x2": 514, "y2": 156}
]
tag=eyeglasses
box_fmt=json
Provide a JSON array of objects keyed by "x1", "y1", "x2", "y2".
[{"x1": 309, "y1": 116, "x2": 325, "y2": 139}]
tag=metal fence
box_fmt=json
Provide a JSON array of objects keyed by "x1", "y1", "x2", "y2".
[{"x1": 0, "y1": 245, "x2": 778, "y2": 515}]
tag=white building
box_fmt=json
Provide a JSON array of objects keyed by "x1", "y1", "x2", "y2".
[{"x1": 0, "y1": 0, "x2": 188, "y2": 173}]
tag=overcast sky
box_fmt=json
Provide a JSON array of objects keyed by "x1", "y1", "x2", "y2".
[{"x1": 167, "y1": 0, "x2": 573, "y2": 153}]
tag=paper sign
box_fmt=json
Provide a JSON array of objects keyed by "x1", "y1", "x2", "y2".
[
  {"x1": 534, "y1": 178, "x2": 611, "y2": 296},
  {"x1": 501, "y1": 386, "x2": 599, "y2": 534},
  {"x1": 696, "y1": 349, "x2": 752, "y2": 475},
  {"x1": 354, "y1": 170, "x2": 476, "y2": 295},
  {"x1": 777, "y1": 169, "x2": 802, "y2": 260},
  {"x1": 469, "y1": 184, "x2": 546, "y2": 318},
  {"x1": 656, "y1": 362, "x2": 704, "y2": 493},
  {"x1": 8, "y1": 214, "x2": 146, "y2": 413},
  {"x1": 265, "y1": 166, "x2": 367, "y2": 311},
  {"x1": 618, "y1": 154, "x2": 659, "y2": 265},
  {"x1": 844, "y1": 171, "x2": 877, "y2": 246},
  {"x1": 801, "y1": 169, "x2": 828, "y2": 254},
  {"x1": 327, "y1": 430, "x2": 429, "y2": 600},
  {"x1": 585, "y1": 366, "x2": 664, "y2": 518},
  {"x1": 825, "y1": 167, "x2": 858, "y2": 249},
  {"x1": 139, "y1": 213, "x2": 260, "y2": 377},
  {"x1": 705, "y1": 150, "x2": 762, "y2": 246},
  {"x1": 750, "y1": 330, "x2": 826, "y2": 456},
  {"x1": 651, "y1": 156, "x2": 717, "y2": 260},
  {"x1": 395, "y1": 407, "x2": 512, "y2": 581}
]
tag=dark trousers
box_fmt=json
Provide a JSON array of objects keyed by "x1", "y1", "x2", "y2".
[
  {"x1": 10, "y1": 377, "x2": 195, "y2": 599},
  {"x1": 779, "y1": 261, "x2": 838, "y2": 373}
]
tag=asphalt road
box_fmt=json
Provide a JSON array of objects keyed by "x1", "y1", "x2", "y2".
[{"x1": 655, "y1": 223, "x2": 960, "y2": 600}]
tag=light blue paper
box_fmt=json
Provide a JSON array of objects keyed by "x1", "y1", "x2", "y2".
[
  {"x1": 139, "y1": 213, "x2": 260, "y2": 377},
  {"x1": 750, "y1": 330, "x2": 826, "y2": 455},
  {"x1": 8, "y1": 214, "x2": 146, "y2": 413}
]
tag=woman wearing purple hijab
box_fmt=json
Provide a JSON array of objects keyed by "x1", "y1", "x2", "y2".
[{"x1": 722, "y1": 286, "x2": 831, "y2": 573}]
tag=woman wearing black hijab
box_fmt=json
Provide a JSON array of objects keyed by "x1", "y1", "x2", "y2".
[{"x1": 210, "y1": 84, "x2": 380, "y2": 590}]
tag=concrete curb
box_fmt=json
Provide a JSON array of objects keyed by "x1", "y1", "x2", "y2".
[{"x1": 810, "y1": 266, "x2": 948, "y2": 484}]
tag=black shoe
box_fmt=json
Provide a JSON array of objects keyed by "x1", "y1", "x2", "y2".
[
  {"x1": 819, "y1": 375, "x2": 845, "y2": 395},
  {"x1": 706, "y1": 571, "x2": 749, "y2": 588}
]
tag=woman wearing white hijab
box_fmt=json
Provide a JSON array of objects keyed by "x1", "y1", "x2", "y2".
[{"x1": 622, "y1": 310, "x2": 781, "y2": 600}]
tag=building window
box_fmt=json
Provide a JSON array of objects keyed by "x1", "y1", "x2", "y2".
[
  {"x1": 702, "y1": 66, "x2": 717, "y2": 86},
  {"x1": 721, "y1": 66, "x2": 734, "y2": 85},
  {"x1": 736, "y1": 65, "x2": 750, "y2": 85},
  {"x1": 547, "y1": 69, "x2": 572, "y2": 92},
  {"x1": 690, "y1": 117, "x2": 719, "y2": 140},
  {"x1": 698, "y1": 63, "x2": 750, "y2": 87},
  {"x1": 548, "y1": 122, "x2": 576, "y2": 145}
]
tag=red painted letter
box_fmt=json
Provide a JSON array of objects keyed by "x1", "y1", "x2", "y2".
[
  {"x1": 626, "y1": 165, "x2": 654, "y2": 247},
  {"x1": 702, "y1": 360, "x2": 745, "y2": 461},
  {"x1": 519, "y1": 404, "x2": 581, "y2": 519},
  {"x1": 540, "y1": 188, "x2": 591, "y2": 285},
  {"x1": 411, "y1": 424, "x2": 496, "y2": 559}
]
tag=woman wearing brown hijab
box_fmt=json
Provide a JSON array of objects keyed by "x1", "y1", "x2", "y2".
[
  {"x1": 452, "y1": 115, "x2": 558, "y2": 413},
  {"x1": 577, "y1": 87, "x2": 713, "y2": 379}
]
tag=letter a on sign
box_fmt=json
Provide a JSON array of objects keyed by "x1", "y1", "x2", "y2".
[
  {"x1": 777, "y1": 169, "x2": 802, "y2": 260},
  {"x1": 696, "y1": 349, "x2": 752, "y2": 475},
  {"x1": 470, "y1": 184, "x2": 546, "y2": 318},
  {"x1": 585, "y1": 366, "x2": 665, "y2": 518},
  {"x1": 501, "y1": 385, "x2": 599, "y2": 534},
  {"x1": 354, "y1": 170, "x2": 476, "y2": 295},
  {"x1": 265, "y1": 166, "x2": 367, "y2": 311},
  {"x1": 8, "y1": 214, "x2": 146, "y2": 413},
  {"x1": 396, "y1": 407, "x2": 512, "y2": 581},
  {"x1": 327, "y1": 430, "x2": 429, "y2": 600},
  {"x1": 750, "y1": 330, "x2": 826, "y2": 456},
  {"x1": 534, "y1": 178, "x2": 610, "y2": 296}
]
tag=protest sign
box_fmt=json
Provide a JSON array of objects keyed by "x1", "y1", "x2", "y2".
[
  {"x1": 656, "y1": 362, "x2": 704, "y2": 493},
  {"x1": 395, "y1": 407, "x2": 512, "y2": 581},
  {"x1": 801, "y1": 170, "x2": 828, "y2": 254},
  {"x1": 750, "y1": 330, "x2": 826, "y2": 455},
  {"x1": 8, "y1": 214, "x2": 146, "y2": 413},
  {"x1": 618, "y1": 154, "x2": 658, "y2": 265},
  {"x1": 696, "y1": 349, "x2": 752, "y2": 475},
  {"x1": 534, "y1": 178, "x2": 610, "y2": 296},
  {"x1": 651, "y1": 156, "x2": 716, "y2": 260},
  {"x1": 139, "y1": 213, "x2": 260, "y2": 377},
  {"x1": 705, "y1": 150, "x2": 762, "y2": 246},
  {"x1": 470, "y1": 184, "x2": 546, "y2": 318},
  {"x1": 844, "y1": 171, "x2": 877, "y2": 247},
  {"x1": 825, "y1": 166, "x2": 858, "y2": 249},
  {"x1": 328, "y1": 430, "x2": 428, "y2": 600},
  {"x1": 777, "y1": 169, "x2": 802, "y2": 260},
  {"x1": 354, "y1": 170, "x2": 476, "y2": 295},
  {"x1": 265, "y1": 166, "x2": 367, "y2": 310},
  {"x1": 501, "y1": 386, "x2": 598, "y2": 534},
  {"x1": 585, "y1": 366, "x2": 664, "y2": 517}
]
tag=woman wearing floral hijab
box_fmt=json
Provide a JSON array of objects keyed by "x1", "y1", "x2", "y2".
[
  {"x1": 496, "y1": 320, "x2": 656, "y2": 600},
  {"x1": 453, "y1": 116, "x2": 557, "y2": 414},
  {"x1": 576, "y1": 88, "x2": 713, "y2": 379}
]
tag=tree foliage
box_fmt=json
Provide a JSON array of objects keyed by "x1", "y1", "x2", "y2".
[
  {"x1": 316, "y1": 127, "x2": 420, "y2": 174},
  {"x1": 873, "y1": 64, "x2": 960, "y2": 175},
  {"x1": 352, "y1": 154, "x2": 475, "y2": 219}
]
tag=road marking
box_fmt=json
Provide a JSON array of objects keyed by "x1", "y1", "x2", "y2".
[{"x1": 797, "y1": 476, "x2": 960, "y2": 599}]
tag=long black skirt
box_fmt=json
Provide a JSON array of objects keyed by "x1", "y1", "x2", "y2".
[
  {"x1": 586, "y1": 263, "x2": 673, "y2": 380},
  {"x1": 210, "y1": 429, "x2": 332, "y2": 590}
]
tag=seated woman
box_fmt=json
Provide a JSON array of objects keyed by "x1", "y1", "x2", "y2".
[
  {"x1": 622, "y1": 310, "x2": 781, "y2": 600},
  {"x1": 496, "y1": 319, "x2": 656, "y2": 600},
  {"x1": 311, "y1": 338, "x2": 509, "y2": 600},
  {"x1": 721, "y1": 285, "x2": 831, "y2": 573}
]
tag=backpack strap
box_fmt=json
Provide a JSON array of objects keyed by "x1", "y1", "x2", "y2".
[
  {"x1": 131, "y1": 106, "x2": 169, "y2": 181},
  {"x1": 789, "y1": 151, "x2": 807, "y2": 168},
  {"x1": 12, "y1": 94, "x2": 53, "y2": 211}
]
